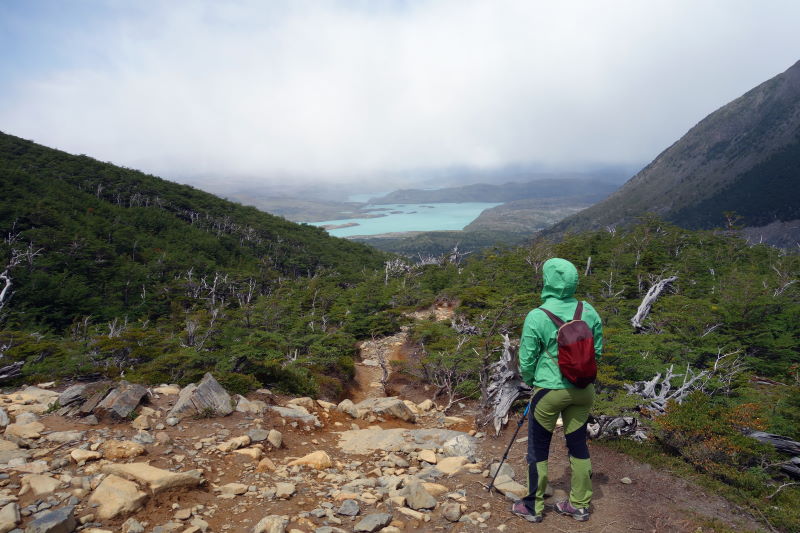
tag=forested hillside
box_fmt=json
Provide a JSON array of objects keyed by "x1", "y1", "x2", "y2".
[{"x1": 1, "y1": 133, "x2": 798, "y2": 528}]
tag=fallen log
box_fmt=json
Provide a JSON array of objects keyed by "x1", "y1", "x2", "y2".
[
  {"x1": 0, "y1": 361, "x2": 23, "y2": 383},
  {"x1": 747, "y1": 431, "x2": 800, "y2": 455},
  {"x1": 631, "y1": 275, "x2": 677, "y2": 331}
]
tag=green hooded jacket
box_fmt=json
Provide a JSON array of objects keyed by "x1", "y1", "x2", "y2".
[{"x1": 519, "y1": 258, "x2": 603, "y2": 389}]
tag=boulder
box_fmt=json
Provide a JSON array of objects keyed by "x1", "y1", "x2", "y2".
[
  {"x1": 269, "y1": 406, "x2": 320, "y2": 427},
  {"x1": 45, "y1": 431, "x2": 85, "y2": 444},
  {"x1": 0, "y1": 502, "x2": 19, "y2": 533},
  {"x1": 417, "y1": 399, "x2": 435, "y2": 412},
  {"x1": 418, "y1": 449, "x2": 437, "y2": 464},
  {"x1": 99, "y1": 440, "x2": 145, "y2": 460},
  {"x1": 70, "y1": 449, "x2": 102, "y2": 465},
  {"x1": 232, "y1": 447, "x2": 262, "y2": 460},
  {"x1": 217, "y1": 435, "x2": 250, "y2": 453},
  {"x1": 336, "y1": 399, "x2": 358, "y2": 418},
  {"x1": 353, "y1": 397, "x2": 415, "y2": 422},
  {"x1": 252, "y1": 515, "x2": 288, "y2": 533},
  {"x1": 94, "y1": 381, "x2": 148, "y2": 420},
  {"x1": 353, "y1": 513, "x2": 393, "y2": 533},
  {"x1": 435, "y1": 456, "x2": 468, "y2": 475},
  {"x1": 102, "y1": 463, "x2": 203, "y2": 494},
  {"x1": 441, "y1": 502, "x2": 462, "y2": 522},
  {"x1": 153, "y1": 385, "x2": 180, "y2": 395},
  {"x1": 442, "y1": 434, "x2": 474, "y2": 458},
  {"x1": 403, "y1": 481, "x2": 436, "y2": 510},
  {"x1": 130, "y1": 415, "x2": 151, "y2": 430},
  {"x1": 4, "y1": 421, "x2": 44, "y2": 439},
  {"x1": 88, "y1": 475, "x2": 148, "y2": 520},
  {"x1": 23, "y1": 505, "x2": 76, "y2": 533},
  {"x1": 219, "y1": 483, "x2": 248, "y2": 497},
  {"x1": 234, "y1": 395, "x2": 267, "y2": 415},
  {"x1": 336, "y1": 499, "x2": 360, "y2": 516},
  {"x1": 267, "y1": 430, "x2": 283, "y2": 449},
  {"x1": 286, "y1": 397, "x2": 315, "y2": 410},
  {"x1": 287, "y1": 450, "x2": 331, "y2": 470},
  {"x1": 0, "y1": 408, "x2": 9, "y2": 428},
  {"x1": 274, "y1": 482, "x2": 295, "y2": 499},
  {"x1": 167, "y1": 373, "x2": 233, "y2": 419},
  {"x1": 338, "y1": 428, "x2": 472, "y2": 455},
  {"x1": 493, "y1": 474, "x2": 527, "y2": 500},
  {"x1": 57, "y1": 382, "x2": 112, "y2": 413},
  {"x1": 19, "y1": 474, "x2": 61, "y2": 497}
]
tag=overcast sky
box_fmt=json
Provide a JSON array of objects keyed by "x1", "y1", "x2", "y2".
[{"x1": 1, "y1": 0, "x2": 799, "y2": 187}]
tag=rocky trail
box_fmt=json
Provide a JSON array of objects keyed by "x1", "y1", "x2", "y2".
[{"x1": 0, "y1": 306, "x2": 766, "y2": 533}]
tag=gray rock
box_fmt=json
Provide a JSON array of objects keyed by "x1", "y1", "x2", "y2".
[
  {"x1": 336, "y1": 499, "x2": 360, "y2": 516},
  {"x1": 248, "y1": 429, "x2": 269, "y2": 442},
  {"x1": 131, "y1": 431, "x2": 154, "y2": 445},
  {"x1": 404, "y1": 481, "x2": 436, "y2": 510},
  {"x1": 122, "y1": 517, "x2": 145, "y2": 533},
  {"x1": 267, "y1": 429, "x2": 282, "y2": 448},
  {"x1": 0, "y1": 408, "x2": 9, "y2": 428},
  {"x1": 353, "y1": 397, "x2": 415, "y2": 422},
  {"x1": 489, "y1": 462, "x2": 514, "y2": 480},
  {"x1": 353, "y1": 513, "x2": 392, "y2": 533},
  {"x1": 57, "y1": 382, "x2": 112, "y2": 410},
  {"x1": 269, "y1": 407, "x2": 320, "y2": 427},
  {"x1": 336, "y1": 399, "x2": 358, "y2": 418},
  {"x1": 167, "y1": 373, "x2": 233, "y2": 420},
  {"x1": 252, "y1": 514, "x2": 288, "y2": 533},
  {"x1": 94, "y1": 381, "x2": 147, "y2": 420},
  {"x1": 338, "y1": 428, "x2": 474, "y2": 455},
  {"x1": 314, "y1": 528, "x2": 348, "y2": 533},
  {"x1": 443, "y1": 434, "x2": 474, "y2": 459},
  {"x1": 165, "y1": 417, "x2": 179, "y2": 427},
  {"x1": 23, "y1": 505, "x2": 76, "y2": 533},
  {"x1": 441, "y1": 502, "x2": 461, "y2": 522}
]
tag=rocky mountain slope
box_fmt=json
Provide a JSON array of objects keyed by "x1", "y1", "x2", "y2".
[{"x1": 547, "y1": 60, "x2": 800, "y2": 246}]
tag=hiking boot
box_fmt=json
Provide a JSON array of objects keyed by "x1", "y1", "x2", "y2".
[
  {"x1": 511, "y1": 501, "x2": 543, "y2": 523},
  {"x1": 555, "y1": 500, "x2": 590, "y2": 521}
]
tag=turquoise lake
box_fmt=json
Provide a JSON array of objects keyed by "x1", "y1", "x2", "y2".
[{"x1": 309, "y1": 203, "x2": 502, "y2": 237}]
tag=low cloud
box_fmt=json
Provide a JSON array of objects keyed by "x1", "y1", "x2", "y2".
[{"x1": 1, "y1": 0, "x2": 799, "y2": 186}]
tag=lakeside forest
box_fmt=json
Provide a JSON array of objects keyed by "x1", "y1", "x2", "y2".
[{"x1": 1, "y1": 132, "x2": 799, "y2": 529}]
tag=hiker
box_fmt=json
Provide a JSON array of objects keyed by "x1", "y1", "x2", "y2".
[{"x1": 512, "y1": 257, "x2": 603, "y2": 523}]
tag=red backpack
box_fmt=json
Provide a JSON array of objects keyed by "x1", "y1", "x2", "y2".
[{"x1": 538, "y1": 301, "x2": 597, "y2": 388}]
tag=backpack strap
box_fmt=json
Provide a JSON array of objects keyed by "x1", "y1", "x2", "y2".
[
  {"x1": 538, "y1": 307, "x2": 564, "y2": 328},
  {"x1": 573, "y1": 301, "x2": 584, "y2": 321}
]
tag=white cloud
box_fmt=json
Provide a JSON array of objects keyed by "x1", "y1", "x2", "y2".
[{"x1": 1, "y1": 0, "x2": 799, "y2": 185}]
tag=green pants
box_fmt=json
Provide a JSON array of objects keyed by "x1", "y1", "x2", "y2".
[{"x1": 521, "y1": 385, "x2": 594, "y2": 515}]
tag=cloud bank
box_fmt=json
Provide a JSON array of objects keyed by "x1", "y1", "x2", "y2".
[{"x1": 1, "y1": 0, "x2": 799, "y2": 185}]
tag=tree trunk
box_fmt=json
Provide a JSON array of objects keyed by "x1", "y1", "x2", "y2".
[{"x1": 481, "y1": 334, "x2": 531, "y2": 435}]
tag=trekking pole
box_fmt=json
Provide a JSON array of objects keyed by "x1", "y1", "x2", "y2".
[{"x1": 486, "y1": 395, "x2": 533, "y2": 493}]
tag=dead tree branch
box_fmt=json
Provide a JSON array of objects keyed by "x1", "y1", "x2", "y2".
[{"x1": 631, "y1": 275, "x2": 677, "y2": 331}]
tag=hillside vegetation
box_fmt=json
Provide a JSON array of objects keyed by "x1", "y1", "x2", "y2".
[{"x1": 1, "y1": 134, "x2": 799, "y2": 529}]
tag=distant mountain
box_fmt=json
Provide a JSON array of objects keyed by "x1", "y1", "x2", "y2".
[
  {"x1": 369, "y1": 178, "x2": 620, "y2": 204},
  {"x1": 546, "y1": 60, "x2": 800, "y2": 245}
]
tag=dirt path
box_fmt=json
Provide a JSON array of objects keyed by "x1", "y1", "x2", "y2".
[
  {"x1": 472, "y1": 423, "x2": 763, "y2": 532},
  {"x1": 349, "y1": 304, "x2": 765, "y2": 532},
  {"x1": 350, "y1": 303, "x2": 455, "y2": 403}
]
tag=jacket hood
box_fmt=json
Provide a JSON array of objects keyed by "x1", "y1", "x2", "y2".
[{"x1": 541, "y1": 258, "x2": 578, "y2": 301}]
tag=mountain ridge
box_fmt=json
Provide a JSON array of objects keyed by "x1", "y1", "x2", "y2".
[{"x1": 545, "y1": 60, "x2": 800, "y2": 242}]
